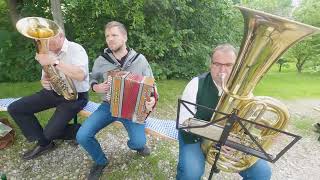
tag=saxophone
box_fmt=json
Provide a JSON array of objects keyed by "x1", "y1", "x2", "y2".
[
  {"x1": 182, "y1": 6, "x2": 320, "y2": 173},
  {"x1": 16, "y1": 17, "x2": 78, "y2": 100}
]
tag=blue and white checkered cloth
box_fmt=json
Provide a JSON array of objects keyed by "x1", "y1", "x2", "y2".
[{"x1": 0, "y1": 98, "x2": 178, "y2": 140}]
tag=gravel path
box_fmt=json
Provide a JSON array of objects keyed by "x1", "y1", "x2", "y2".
[{"x1": 1, "y1": 99, "x2": 320, "y2": 180}]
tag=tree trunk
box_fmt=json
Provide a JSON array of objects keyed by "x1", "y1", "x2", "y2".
[
  {"x1": 279, "y1": 64, "x2": 282, "y2": 72},
  {"x1": 50, "y1": 0, "x2": 65, "y2": 32},
  {"x1": 6, "y1": 0, "x2": 20, "y2": 28},
  {"x1": 296, "y1": 58, "x2": 306, "y2": 73}
]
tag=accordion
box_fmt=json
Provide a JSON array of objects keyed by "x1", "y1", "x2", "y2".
[{"x1": 105, "y1": 71, "x2": 156, "y2": 124}]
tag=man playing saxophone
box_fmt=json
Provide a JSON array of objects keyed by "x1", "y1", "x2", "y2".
[
  {"x1": 176, "y1": 44, "x2": 271, "y2": 180},
  {"x1": 8, "y1": 31, "x2": 90, "y2": 160}
]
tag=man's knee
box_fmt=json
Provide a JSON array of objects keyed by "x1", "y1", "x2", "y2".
[
  {"x1": 76, "y1": 126, "x2": 91, "y2": 144},
  {"x1": 177, "y1": 162, "x2": 203, "y2": 180},
  {"x1": 239, "y1": 160, "x2": 271, "y2": 180},
  {"x1": 7, "y1": 102, "x2": 20, "y2": 115}
]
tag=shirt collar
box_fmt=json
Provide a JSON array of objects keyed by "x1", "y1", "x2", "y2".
[
  {"x1": 212, "y1": 79, "x2": 223, "y2": 96},
  {"x1": 60, "y1": 38, "x2": 69, "y2": 54}
]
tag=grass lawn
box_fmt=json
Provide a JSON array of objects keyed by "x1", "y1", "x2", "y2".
[
  {"x1": 0, "y1": 69, "x2": 319, "y2": 178},
  {"x1": 254, "y1": 71, "x2": 320, "y2": 99},
  {"x1": 1, "y1": 70, "x2": 319, "y2": 120}
]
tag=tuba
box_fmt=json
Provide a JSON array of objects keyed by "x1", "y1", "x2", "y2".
[
  {"x1": 201, "y1": 6, "x2": 320, "y2": 172},
  {"x1": 16, "y1": 17, "x2": 77, "y2": 100}
]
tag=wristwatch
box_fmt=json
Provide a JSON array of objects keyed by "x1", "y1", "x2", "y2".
[{"x1": 53, "y1": 60, "x2": 60, "y2": 67}]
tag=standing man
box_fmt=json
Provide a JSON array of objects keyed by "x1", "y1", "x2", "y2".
[
  {"x1": 76, "y1": 21, "x2": 156, "y2": 180},
  {"x1": 8, "y1": 32, "x2": 90, "y2": 160},
  {"x1": 177, "y1": 44, "x2": 271, "y2": 180}
]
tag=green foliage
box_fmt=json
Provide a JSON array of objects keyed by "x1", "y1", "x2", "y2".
[
  {"x1": 0, "y1": 1, "x2": 50, "y2": 82},
  {"x1": 240, "y1": 0, "x2": 320, "y2": 73},
  {"x1": 1, "y1": 0, "x2": 243, "y2": 82},
  {"x1": 240, "y1": 0, "x2": 293, "y2": 16},
  {"x1": 286, "y1": 0, "x2": 320, "y2": 73}
]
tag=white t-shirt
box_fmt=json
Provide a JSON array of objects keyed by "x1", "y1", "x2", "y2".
[{"x1": 179, "y1": 76, "x2": 222, "y2": 124}]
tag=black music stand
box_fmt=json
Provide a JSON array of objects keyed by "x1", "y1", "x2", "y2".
[{"x1": 176, "y1": 99, "x2": 301, "y2": 180}]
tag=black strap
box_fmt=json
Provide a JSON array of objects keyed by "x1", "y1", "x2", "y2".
[
  {"x1": 101, "y1": 52, "x2": 117, "y2": 65},
  {"x1": 131, "y1": 53, "x2": 140, "y2": 63},
  {"x1": 101, "y1": 52, "x2": 140, "y2": 65},
  {"x1": 101, "y1": 52, "x2": 141, "y2": 70}
]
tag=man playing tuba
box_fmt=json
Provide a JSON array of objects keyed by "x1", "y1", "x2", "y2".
[
  {"x1": 8, "y1": 31, "x2": 90, "y2": 160},
  {"x1": 176, "y1": 44, "x2": 271, "y2": 180}
]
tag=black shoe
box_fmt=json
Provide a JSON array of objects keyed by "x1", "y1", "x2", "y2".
[
  {"x1": 312, "y1": 123, "x2": 320, "y2": 133},
  {"x1": 87, "y1": 163, "x2": 108, "y2": 180},
  {"x1": 136, "y1": 145, "x2": 151, "y2": 156},
  {"x1": 22, "y1": 142, "x2": 55, "y2": 160}
]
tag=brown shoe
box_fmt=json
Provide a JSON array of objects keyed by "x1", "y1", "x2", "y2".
[{"x1": 22, "y1": 142, "x2": 55, "y2": 160}]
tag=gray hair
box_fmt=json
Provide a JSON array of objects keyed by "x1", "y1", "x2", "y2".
[
  {"x1": 211, "y1": 43, "x2": 237, "y2": 58},
  {"x1": 104, "y1": 21, "x2": 127, "y2": 36}
]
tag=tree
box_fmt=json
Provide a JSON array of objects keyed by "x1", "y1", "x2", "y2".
[
  {"x1": 50, "y1": 0, "x2": 65, "y2": 32},
  {"x1": 277, "y1": 58, "x2": 288, "y2": 72},
  {"x1": 290, "y1": 0, "x2": 320, "y2": 72},
  {"x1": 6, "y1": 0, "x2": 19, "y2": 27}
]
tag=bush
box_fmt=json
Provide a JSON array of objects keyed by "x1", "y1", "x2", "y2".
[{"x1": 0, "y1": 0, "x2": 242, "y2": 82}]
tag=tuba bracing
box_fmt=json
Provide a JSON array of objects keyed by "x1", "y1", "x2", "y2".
[
  {"x1": 200, "y1": 6, "x2": 320, "y2": 172},
  {"x1": 16, "y1": 17, "x2": 78, "y2": 100}
]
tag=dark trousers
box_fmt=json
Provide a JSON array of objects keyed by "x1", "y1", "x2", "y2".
[{"x1": 8, "y1": 89, "x2": 88, "y2": 143}]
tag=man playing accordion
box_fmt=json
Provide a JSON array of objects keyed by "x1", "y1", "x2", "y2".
[{"x1": 76, "y1": 21, "x2": 157, "y2": 180}]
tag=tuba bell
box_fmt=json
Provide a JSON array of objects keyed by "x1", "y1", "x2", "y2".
[
  {"x1": 16, "y1": 17, "x2": 78, "y2": 100},
  {"x1": 201, "y1": 6, "x2": 320, "y2": 172}
]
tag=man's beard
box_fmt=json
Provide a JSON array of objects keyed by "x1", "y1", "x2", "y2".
[
  {"x1": 112, "y1": 46, "x2": 121, "y2": 53},
  {"x1": 110, "y1": 44, "x2": 124, "y2": 53}
]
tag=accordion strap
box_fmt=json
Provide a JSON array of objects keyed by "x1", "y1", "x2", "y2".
[
  {"x1": 145, "y1": 86, "x2": 158, "y2": 120},
  {"x1": 101, "y1": 52, "x2": 118, "y2": 66},
  {"x1": 101, "y1": 52, "x2": 141, "y2": 69}
]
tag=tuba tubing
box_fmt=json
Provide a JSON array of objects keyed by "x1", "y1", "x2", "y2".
[{"x1": 202, "y1": 6, "x2": 320, "y2": 172}]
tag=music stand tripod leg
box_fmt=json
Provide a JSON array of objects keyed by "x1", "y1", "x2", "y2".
[
  {"x1": 208, "y1": 111, "x2": 237, "y2": 180},
  {"x1": 208, "y1": 143, "x2": 222, "y2": 179}
]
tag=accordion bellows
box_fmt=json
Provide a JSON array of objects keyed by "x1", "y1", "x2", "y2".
[{"x1": 106, "y1": 71, "x2": 155, "y2": 124}]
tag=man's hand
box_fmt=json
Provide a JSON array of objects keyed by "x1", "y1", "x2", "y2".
[
  {"x1": 41, "y1": 76, "x2": 52, "y2": 90},
  {"x1": 93, "y1": 81, "x2": 110, "y2": 93},
  {"x1": 35, "y1": 53, "x2": 56, "y2": 66},
  {"x1": 145, "y1": 97, "x2": 156, "y2": 112}
]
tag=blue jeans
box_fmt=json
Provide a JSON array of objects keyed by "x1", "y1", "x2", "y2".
[
  {"x1": 176, "y1": 132, "x2": 271, "y2": 180},
  {"x1": 76, "y1": 102, "x2": 146, "y2": 165}
]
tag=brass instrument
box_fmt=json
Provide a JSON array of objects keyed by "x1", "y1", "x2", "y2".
[
  {"x1": 200, "y1": 6, "x2": 320, "y2": 172},
  {"x1": 16, "y1": 17, "x2": 77, "y2": 100}
]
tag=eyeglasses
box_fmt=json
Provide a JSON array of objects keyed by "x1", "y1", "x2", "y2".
[{"x1": 212, "y1": 62, "x2": 234, "y2": 68}]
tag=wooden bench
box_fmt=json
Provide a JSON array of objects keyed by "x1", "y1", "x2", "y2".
[{"x1": 0, "y1": 98, "x2": 178, "y2": 141}]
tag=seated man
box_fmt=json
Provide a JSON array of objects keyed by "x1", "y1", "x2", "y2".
[
  {"x1": 176, "y1": 44, "x2": 271, "y2": 180},
  {"x1": 76, "y1": 21, "x2": 156, "y2": 180},
  {"x1": 8, "y1": 32, "x2": 89, "y2": 160}
]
